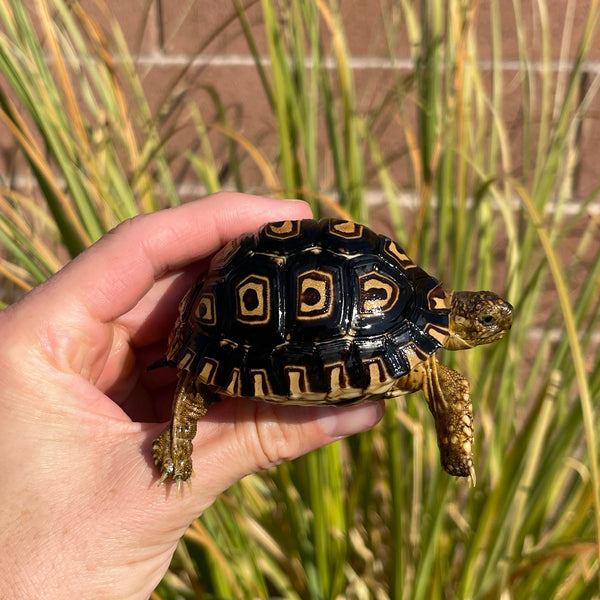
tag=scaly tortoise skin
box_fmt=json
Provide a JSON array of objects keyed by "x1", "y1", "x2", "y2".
[{"x1": 152, "y1": 218, "x2": 513, "y2": 492}]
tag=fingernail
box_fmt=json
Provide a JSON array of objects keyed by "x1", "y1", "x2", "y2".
[
  {"x1": 282, "y1": 198, "x2": 311, "y2": 208},
  {"x1": 318, "y1": 402, "x2": 384, "y2": 438}
]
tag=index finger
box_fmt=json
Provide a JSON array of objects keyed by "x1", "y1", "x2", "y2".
[{"x1": 38, "y1": 194, "x2": 313, "y2": 323}]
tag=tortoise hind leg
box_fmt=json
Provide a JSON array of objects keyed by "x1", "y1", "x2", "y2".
[{"x1": 152, "y1": 370, "x2": 219, "y2": 493}]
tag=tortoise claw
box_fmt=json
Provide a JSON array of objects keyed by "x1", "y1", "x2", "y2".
[
  {"x1": 469, "y1": 464, "x2": 477, "y2": 488},
  {"x1": 174, "y1": 475, "x2": 193, "y2": 497},
  {"x1": 157, "y1": 471, "x2": 170, "y2": 487}
]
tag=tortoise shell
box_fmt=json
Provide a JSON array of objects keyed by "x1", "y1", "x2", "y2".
[{"x1": 164, "y1": 218, "x2": 451, "y2": 404}]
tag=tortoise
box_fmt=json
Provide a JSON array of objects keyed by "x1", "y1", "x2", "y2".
[{"x1": 152, "y1": 218, "x2": 513, "y2": 491}]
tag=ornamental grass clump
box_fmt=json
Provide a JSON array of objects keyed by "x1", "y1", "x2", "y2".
[{"x1": 0, "y1": 1, "x2": 599, "y2": 598}]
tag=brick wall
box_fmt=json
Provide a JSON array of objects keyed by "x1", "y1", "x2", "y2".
[
  {"x1": 5, "y1": 1, "x2": 600, "y2": 204},
  {"x1": 91, "y1": 0, "x2": 600, "y2": 203}
]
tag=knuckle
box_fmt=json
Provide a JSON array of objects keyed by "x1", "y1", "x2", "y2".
[{"x1": 245, "y1": 403, "x2": 301, "y2": 470}]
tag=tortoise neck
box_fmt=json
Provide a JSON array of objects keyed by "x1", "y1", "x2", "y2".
[
  {"x1": 442, "y1": 289, "x2": 454, "y2": 310},
  {"x1": 445, "y1": 290, "x2": 475, "y2": 351}
]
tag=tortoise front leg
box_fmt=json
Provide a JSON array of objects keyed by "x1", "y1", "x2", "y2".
[
  {"x1": 423, "y1": 359, "x2": 475, "y2": 484},
  {"x1": 394, "y1": 357, "x2": 475, "y2": 484},
  {"x1": 152, "y1": 370, "x2": 218, "y2": 493}
]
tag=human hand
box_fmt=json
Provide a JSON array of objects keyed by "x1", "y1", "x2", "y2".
[{"x1": 0, "y1": 193, "x2": 384, "y2": 600}]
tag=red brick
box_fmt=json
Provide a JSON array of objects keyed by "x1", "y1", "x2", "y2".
[
  {"x1": 159, "y1": 0, "x2": 266, "y2": 55},
  {"x1": 99, "y1": 0, "x2": 160, "y2": 53},
  {"x1": 141, "y1": 62, "x2": 276, "y2": 191},
  {"x1": 577, "y1": 76, "x2": 600, "y2": 199},
  {"x1": 476, "y1": 0, "x2": 598, "y2": 61}
]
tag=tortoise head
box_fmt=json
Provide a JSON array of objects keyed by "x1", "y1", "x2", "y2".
[{"x1": 445, "y1": 291, "x2": 513, "y2": 350}]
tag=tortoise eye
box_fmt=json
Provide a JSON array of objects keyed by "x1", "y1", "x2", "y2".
[{"x1": 481, "y1": 315, "x2": 496, "y2": 326}]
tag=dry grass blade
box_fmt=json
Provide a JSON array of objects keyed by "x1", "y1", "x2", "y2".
[
  {"x1": 209, "y1": 122, "x2": 281, "y2": 193},
  {"x1": 1, "y1": 0, "x2": 599, "y2": 598},
  {"x1": 517, "y1": 182, "x2": 600, "y2": 581}
]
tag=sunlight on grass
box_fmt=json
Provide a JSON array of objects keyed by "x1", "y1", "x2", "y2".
[{"x1": 0, "y1": 0, "x2": 599, "y2": 598}]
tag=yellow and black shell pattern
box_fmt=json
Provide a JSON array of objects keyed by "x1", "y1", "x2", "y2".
[{"x1": 165, "y1": 219, "x2": 450, "y2": 404}]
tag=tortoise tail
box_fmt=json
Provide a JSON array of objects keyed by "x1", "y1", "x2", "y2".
[{"x1": 146, "y1": 356, "x2": 174, "y2": 371}]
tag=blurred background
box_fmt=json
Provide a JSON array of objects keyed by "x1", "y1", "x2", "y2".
[{"x1": 0, "y1": 1, "x2": 599, "y2": 598}]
